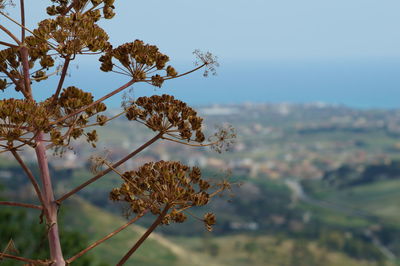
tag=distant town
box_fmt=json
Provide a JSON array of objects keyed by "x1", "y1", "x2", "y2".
[{"x1": 3, "y1": 102, "x2": 399, "y2": 182}]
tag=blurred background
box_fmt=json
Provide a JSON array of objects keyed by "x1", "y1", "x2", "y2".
[{"x1": 1, "y1": 0, "x2": 400, "y2": 265}]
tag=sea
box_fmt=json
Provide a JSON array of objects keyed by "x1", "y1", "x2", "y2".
[{"x1": 2, "y1": 58, "x2": 400, "y2": 110}]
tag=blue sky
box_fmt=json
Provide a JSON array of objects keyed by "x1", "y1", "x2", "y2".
[
  {"x1": 2, "y1": 0, "x2": 400, "y2": 108},
  {"x1": 3, "y1": 0, "x2": 400, "y2": 61}
]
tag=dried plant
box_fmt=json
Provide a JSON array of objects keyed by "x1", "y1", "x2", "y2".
[{"x1": 0, "y1": 1, "x2": 232, "y2": 265}]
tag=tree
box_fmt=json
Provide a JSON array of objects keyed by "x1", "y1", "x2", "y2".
[{"x1": 0, "y1": 1, "x2": 234, "y2": 265}]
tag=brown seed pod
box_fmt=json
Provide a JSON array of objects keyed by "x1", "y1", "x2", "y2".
[
  {"x1": 99, "y1": 40, "x2": 178, "y2": 85},
  {"x1": 34, "y1": 12, "x2": 110, "y2": 56},
  {"x1": 110, "y1": 161, "x2": 221, "y2": 226},
  {"x1": 0, "y1": 99, "x2": 51, "y2": 150},
  {"x1": 125, "y1": 94, "x2": 205, "y2": 142}
]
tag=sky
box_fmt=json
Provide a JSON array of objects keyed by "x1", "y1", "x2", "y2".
[{"x1": 1, "y1": 0, "x2": 400, "y2": 108}]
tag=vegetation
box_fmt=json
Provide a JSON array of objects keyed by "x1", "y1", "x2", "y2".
[
  {"x1": 0, "y1": 1, "x2": 233, "y2": 265},
  {"x1": 0, "y1": 185, "x2": 105, "y2": 266}
]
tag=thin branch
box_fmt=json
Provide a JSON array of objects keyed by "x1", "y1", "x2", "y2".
[
  {"x1": 61, "y1": 1, "x2": 76, "y2": 16},
  {"x1": 0, "y1": 10, "x2": 33, "y2": 39},
  {"x1": 51, "y1": 57, "x2": 71, "y2": 105},
  {"x1": 161, "y1": 136, "x2": 214, "y2": 147},
  {"x1": 111, "y1": 70, "x2": 132, "y2": 76},
  {"x1": 51, "y1": 63, "x2": 208, "y2": 126},
  {"x1": 46, "y1": 117, "x2": 80, "y2": 150},
  {"x1": 50, "y1": 79, "x2": 136, "y2": 126},
  {"x1": 117, "y1": 205, "x2": 170, "y2": 266},
  {"x1": 20, "y1": 0, "x2": 25, "y2": 41},
  {"x1": 56, "y1": 132, "x2": 163, "y2": 203},
  {"x1": 0, "y1": 252, "x2": 47, "y2": 265},
  {"x1": 142, "y1": 63, "x2": 207, "y2": 83},
  {"x1": 83, "y1": 2, "x2": 100, "y2": 15},
  {"x1": 66, "y1": 212, "x2": 145, "y2": 263},
  {"x1": 101, "y1": 160, "x2": 124, "y2": 178},
  {"x1": 163, "y1": 63, "x2": 206, "y2": 81},
  {"x1": 18, "y1": 0, "x2": 32, "y2": 98},
  {"x1": 0, "y1": 40, "x2": 18, "y2": 48},
  {"x1": 0, "y1": 201, "x2": 43, "y2": 210},
  {"x1": 183, "y1": 209, "x2": 202, "y2": 221},
  {"x1": 0, "y1": 141, "x2": 30, "y2": 154},
  {"x1": 79, "y1": 110, "x2": 126, "y2": 128},
  {"x1": 173, "y1": 205, "x2": 192, "y2": 213},
  {"x1": 0, "y1": 24, "x2": 20, "y2": 45},
  {"x1": 19, "y1": 45, "x2": 32, "y2": 98},
  {"x1": 210, "y1": 187, "x2": 227, "y2": 198},
  {"x1": 11, "y1": 149, "x2": 47, "y2": 214},
  {"x1": 0, "y1": 10, "x2": 58, "y2": 50},
  {"x1": 0, "y1": 131, "x2": 39, "y2": 152},
  {"x1": 46, "y1": 119, "x2": 79, "y2": 150},
  {"x1": 0, "y1": 67, "x2": 20, "y2": 87},
  {"x1": 102, "y1": 160, "x2": 142, "y2": 192},
  {"x1": 113, "y1": 64, "x2": 132, "y2": 75},
  {"x1": 50, "y1": 62, "x2": 208, "y2": 126}
]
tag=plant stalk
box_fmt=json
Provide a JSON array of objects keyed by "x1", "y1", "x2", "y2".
[
  {"x1": 19, "y1": 45, "x2": 32, "y2": 98},
  {"x1": 117, "y1": 205, "x2": 170, "y2": 265},
  {"x1": 20, "y1": 0, "x2": 26, "y2": 41},
  {"x1": 67, "y1": 212, "x2": 145, "y2": 263},
  {"x1": 35, "y1": 132, "x2": 65, "y2": 266},
  {"x1": 0, "y1": 252, "x2": 47, "y2": 264},
  {"x1": 57, "y1": 133, "x2": 162, "y2": 203},
  {"x1": 0, "y1": 201, "x2": 42, "y2": 210}
]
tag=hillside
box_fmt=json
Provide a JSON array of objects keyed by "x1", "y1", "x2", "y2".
[
  {"x1": 61, "y1": 197, "x2": 215, "y2": 266},
  {"x1": 63, "y1": 197, "x2": 387, "y2": 266}
]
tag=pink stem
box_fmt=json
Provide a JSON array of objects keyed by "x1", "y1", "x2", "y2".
[
  {"x1": 35, "y1": 132, "x2": 65, "y2": 266},
  {"x1": 117, "y1": 205, "x2": 170, "y2": 265},
  {"x1": 19, "y1": 45, "x2": 32, "y2": 98}
]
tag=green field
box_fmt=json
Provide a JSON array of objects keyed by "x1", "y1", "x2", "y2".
[
  {"x1": 308, "y1": 179, "x2": 400, "y2": 225},
  {"x1": 63, "y1": 197, "x2": 389, "y2": 266},
  {"x1": 61, "y1": 197, "x2": 202, "y2": 266}
]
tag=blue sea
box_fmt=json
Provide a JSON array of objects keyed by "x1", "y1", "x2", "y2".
[{"x1": 3, "y1": 58, "x2": 400, "y2": 109}]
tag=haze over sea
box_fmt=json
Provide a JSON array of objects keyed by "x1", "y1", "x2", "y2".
[{"x1": 10, "y1": 58, "x2": 399, "y2": 110}]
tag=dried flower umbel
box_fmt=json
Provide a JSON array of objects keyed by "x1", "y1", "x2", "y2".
[
  {"x1": 34, "y1": 12, "x2": 110, "y2": 57},
  {"x1": 209, "y1": 124, "x2": 236, "y2": 153},
  {"x1": 125, "y1": 94, "x2": 205, "y2": 143},
  {"x1": 49, "y1": 86, "x2": 107, "y2": 148},
  {"x1": 47, "y1": 0, "x2": 116, "y2": 19},
  {"x1": 0, "y1": 98, "x2": 50, "y2": 150},
  {"x1": 193, "y1": 49, "x2": 219, "y2": 77},
  {"x1": 99, "y1": 39, "x2": 178, "y2": 87},
  {"x1": 110, "y1": 161, "x2": 226, "y2": 231},
  {"x1": 0, "y1": 87, "x2": 108, "y2": 153}
]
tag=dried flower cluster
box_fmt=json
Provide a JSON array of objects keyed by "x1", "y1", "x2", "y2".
[
  {"x1": 0, "y1": 0, "x2": 13, "y2": 10},
  {"x1": 0, "y1": 47, "x2": 22, "y2": 91},
  {"x1": 193, "y1": 49, "x2": 219, "y2": 77},
  {"x1": 209, "y1": 124, "x2": 236, "y2": 153},
  {"x1": 99, "y1": 40, "x2": 178, "y2": 86},
  {"x1": 0, "y1": 39, "x2": 55, "y2": 90},
  {"x1": 0, "y1": 86, "x2": 107, "y2": 151},
  {"x1": 110, "y1": 161, "x2": 219, "y2": 231},
  {"x1": 35, "y1": 12, "x2": 110, "y2": 57},
  {"x1": 0, "y1": 7, "x2": 110, "y2": 91},
  {"x1": 125, "y1": 94, "x2": 205, "y2": 142},
  {"x1": 50, "y1": 86, "x2": 107, "y2": 147},
  {"x1": 0, "y1": 98, "x2": 48, "y2": 149},
  {"x1": 47, "y1": 0, "x2": 116, "y2": 19}
]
